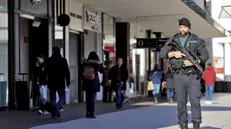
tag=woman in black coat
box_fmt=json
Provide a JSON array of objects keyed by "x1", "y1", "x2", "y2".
[
  {"x1": 81, "y1": 51, "x2": 103, "y2": 118},
  {"x1": 165, "y1": 68, "x2": 174, "y2": 103}
]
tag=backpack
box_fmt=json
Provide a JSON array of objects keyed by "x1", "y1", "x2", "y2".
[{"x1": 83, "y1": 65, "x2": 95, "y2": 80}]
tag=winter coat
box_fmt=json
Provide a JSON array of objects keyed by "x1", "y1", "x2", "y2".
[
  {"x1": 45, "y1": 53, "x2": 70, "y2": 90},
  {"x1": 35, "y1": 63, "x2": 47, "y2": 85},
  {"x1": 81, "y1": 59, "x2": 103, "y2": 92},
  {"x1": 108, "y1": 65, "x2": 128, "y2": 91},
  {"x1": 202, "y1": 66, "x2": 216, "y2": 86}
]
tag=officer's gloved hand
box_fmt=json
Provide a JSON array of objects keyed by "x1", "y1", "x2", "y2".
[
  {"x1": 183, "y1": 59, "x2": 193, "y2": 67},
  {"x1": 173, "y1": 51, "x2": 185, "y2": 58}
]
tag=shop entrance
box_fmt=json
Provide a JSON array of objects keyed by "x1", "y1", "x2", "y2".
[
  {"x1": 69, "y1": 32, "x2": 83, "y2": 103},
  {"x1": 16, "y1": 16, "x2": 48, "y2": 110}
]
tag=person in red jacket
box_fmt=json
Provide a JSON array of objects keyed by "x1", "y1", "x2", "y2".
[{"x1": 202, "y1": 63, "x2": 216, "y2": 104}]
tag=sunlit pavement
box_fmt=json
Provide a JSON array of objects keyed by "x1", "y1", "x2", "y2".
[{"x1": 30, "y1": 94, "x2": 231, "y2": 129}]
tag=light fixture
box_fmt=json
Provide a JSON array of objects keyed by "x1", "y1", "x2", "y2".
[
  {"x1": 20, "y1": 13, "x2": 35, "y2": 20},
  {"x1": 32, "y1": 20, "x2": 41, "y2": 27}
]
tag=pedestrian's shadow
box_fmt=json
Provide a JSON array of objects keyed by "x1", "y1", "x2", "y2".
[
  {"x1": 147, "y1": 105, "x2": 231, "y2": 129},
  {"x1": 191, "y1": 126, "x2": 221, "y2": 129}
]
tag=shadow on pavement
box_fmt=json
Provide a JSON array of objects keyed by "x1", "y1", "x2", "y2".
[
  {"x1": 201, "y1": 106, "x2": 231, "y2": 111},
  {"x1": 137, "y1": 105, "x2": 230, "y2": 129},
  {"x1": 195, "y1": 127, "x2": 221, "y2": 129},
  {"x1": 0, "y1": 97, "x2": 154, "y2": 129},
  {"x1": 0, "y1": 97, "x2": 230, "y2": 129}
]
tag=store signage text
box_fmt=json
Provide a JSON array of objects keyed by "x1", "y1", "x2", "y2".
[
  {"x1": 136, "y1": 38, "x2": 169, "y2": 50},
  {"x1": 31, "y1": 0, "x2": 42, "y2": 4},
  {"x1": 86, "y1": 11, "x2": 101, "y2": 26},
  {"x1": 70, "y1": 12, "x2": 82, "y2": 20}
]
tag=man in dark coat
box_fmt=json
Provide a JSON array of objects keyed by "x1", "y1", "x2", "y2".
[
  {"x1": 45, "y1": 47, "x2": 70, "y2": 118},
  {"x1": 165, "y1": 67, "x2": 174, "y2": 103},
  {"x1": 108, "y1": 57, "x2": 128, "y2": 109}
]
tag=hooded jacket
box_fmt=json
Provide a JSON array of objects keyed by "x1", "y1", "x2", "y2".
[{"x1": 202, "y1": 66, "x2": 216, "y2": 86}]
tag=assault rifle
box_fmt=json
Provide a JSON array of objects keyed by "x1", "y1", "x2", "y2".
[{"x1": 168, "y1": 40, "x2": 204, "y2": 75}]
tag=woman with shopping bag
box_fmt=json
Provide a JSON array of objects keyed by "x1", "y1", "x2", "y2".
[{"x1": 147, "y1": 81, "x2": 154, "y2": 91}]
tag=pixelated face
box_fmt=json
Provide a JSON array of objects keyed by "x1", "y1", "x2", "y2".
[
  {"x1": 37, "y1": 57, "x2": 44, "y2": 64},
  {"x1": 117, "y1": 58, "x2": 123, "y2": 66},
  {"x1": 179, "y1": 25, "x2": 190, "y2": 36}
]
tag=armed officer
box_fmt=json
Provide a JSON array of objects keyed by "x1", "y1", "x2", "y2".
[{"x1": 160, "y1": 18, "x2": 209, "y2": 129}]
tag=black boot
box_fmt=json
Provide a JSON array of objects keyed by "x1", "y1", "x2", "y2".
[
  {"x1": 192, "y1": 119, "x2": 202, "y2": 129},
  {"x1": 86, "y1": 112, "x2": 90, "y2": 118},
  {"x1": 179, "y1": 122, "x2": 188, "y2": 129},
  {"x1": 89, "y1": 112, "x2": 96, "y2": 119}
]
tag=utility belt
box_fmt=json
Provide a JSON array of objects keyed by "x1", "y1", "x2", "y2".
[{"x1": 172, "y1": 67, "x2": 197, "y2": 76}]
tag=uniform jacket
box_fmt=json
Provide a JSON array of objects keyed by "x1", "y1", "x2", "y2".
[
  {"x1": 202, "y1": 66, "x2": 216, "y2": 86},
  {"x1": 108, "y1": 65, "x2": 128, "y2": 91},
  {"x1": 45, "y1": 53, "x2": 70, "y2": 90},
  {"x1": 80, "y1": 59, "x2": 103, "y2": 92},
  {"x1": 159, "y1": 33, "x2": 209, "y2": 74}
]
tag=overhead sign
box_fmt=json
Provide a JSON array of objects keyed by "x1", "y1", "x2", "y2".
[
  {"x1": 136, "y1": 38, "x2": 169, "y2": 48},
  {"x1": 86, "y1": 12, "x2": 101, "y2": 26}
]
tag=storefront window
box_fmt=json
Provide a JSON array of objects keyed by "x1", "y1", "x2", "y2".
[
  {"x1": 102, "y1": 14, "x2": 115, "y2": 67},
  {"x1": 0, "y1": 0, "x2": 8, "y2": 107}
]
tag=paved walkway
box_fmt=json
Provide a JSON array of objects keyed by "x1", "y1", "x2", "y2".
[
  {"x1": 0, "y1": 97, "x2": 154, "y2": 129},
  {"x1": 29, "y1": 94, "x2": 231, "y2": 129}
]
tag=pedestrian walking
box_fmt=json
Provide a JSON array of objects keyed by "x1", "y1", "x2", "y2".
[
  {"x1": 202, "y1": 63, "x2": 216, "y2": 104},
  {"x1": 160, "y1": 18, "x2": 209, "y2": 129},
  {"x1": 149, "y1": 64, "x2": 163, "y2": 104},
  {"x1": 45, "y1": 47, "x2": 70, "y2": 119},
  {"x1": 81, "y1": 51, "x2": 103, "y2": 118},
  {"x1": 34, "y1": 54, "x2": 49, "y2": 115},
  {"x1": 165, "y1": 68, "x2": 174, "y2": 103},
  {"x1": 108, "y1": 57, "x2": 128, "y2": 109}
]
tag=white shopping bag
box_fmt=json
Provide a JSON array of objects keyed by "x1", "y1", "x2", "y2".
[
  {"x1": 96, "y1": 72, "x2": 103, "y2": 100},
  {"x1": 40, "y1": 85, "x2": 48, "y2": 101},
  {"x1": 65, "y1": 87, "x2": 70, "y2": 104}
]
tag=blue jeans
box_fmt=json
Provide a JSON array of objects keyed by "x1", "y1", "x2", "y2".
[
  {"x1": 50, "y1": 89, "x2": 65, "y2": 115},
  {"x1": 152, "y1": 84, "x2": 160, "y2": 95},
  {"x1": 116, "y1": 83, "x2": 122, "y2": 106},
  {"x1": 167, "y1": 88, "x2": 174, "y2": 99},
  {"x1": 205, "y1": 86, "x2": 214, "y2": 101}
]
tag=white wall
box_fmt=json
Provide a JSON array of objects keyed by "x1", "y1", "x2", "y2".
[
  {"x1": 69, "y1": 0, "x2": 83, "y2": 32},
  {"x1": 0, "y1": 14, "x2": 7, "y2": 42},
  {"x1": 211, "y1": 0, "x2": 231, "y2": 81},
  {"x1": 130, "y1": 23, "x2": 146, "y2": 39},
  {"x1": 19, "y1": 18, "x2": 29, "y2": 81},
  {"x1": 211, "y1": 0, "x2": 231, "y2": 30},
  {"x1": 130, "y1": 24, "x2": 147, "y2": 81},
  {"x1": 212, "y1": 38, "x2": 224, "y2": 80}
]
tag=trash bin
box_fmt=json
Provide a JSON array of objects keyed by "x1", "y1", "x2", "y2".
[
  {"x1": 214, "y1": 81, "x2": 225, "y2": 93},
  {"x1": 16, "y1": 73, "x2": 29, "y2": 110},
  {"x1": 224, "y1": 82, "x2": 231, "y2": 92},
  {"x1": 103, "y1": 87, "x2": 112, "y2": 102},
  {"x1": 0, "y1": 73, "x2": 7, "y2": 107}
]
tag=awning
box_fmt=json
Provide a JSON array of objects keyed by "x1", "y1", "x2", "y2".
[
  {"x1": 219, "y1": 0, "x2": 231, "y2": 19},
  {"x1": 76, "y1": 0, "x2": 227, "y2": 38}
]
